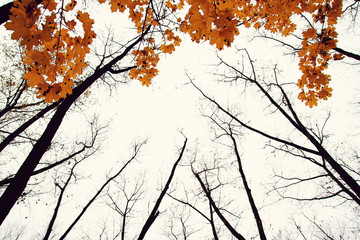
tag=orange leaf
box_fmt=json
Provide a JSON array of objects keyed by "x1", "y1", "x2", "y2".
[
  {"x1": 43, "y1": 0, "x2": 58, "y2": 11},
  {"x1": 66, "y1": 20, "x2": 77, "y2": 30},
  {"x1": 65, "y1": 0, "x2": 77, "y2": 11},
  {"x1": 43, "y1": 84, "x2": 62, "y2": 102},
  {"x1": 333, "y1": 53, "x2": 344, "y2": 60},
  {"x1": 160, "y1": 44, "x2": 175, "y2": 54},
  {"x1": 303, "y1": 28, "x2": 317, "y2": 39},
  {"x1": 24, "y1": 71, "x2": 45, "y2": 87}
]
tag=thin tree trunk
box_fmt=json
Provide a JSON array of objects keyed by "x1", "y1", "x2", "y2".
[
  {"x1": 121, "y1": 211, "x2": 126, "y2": 240},
  {"x1": 43, "y1": 164, "x2": 75, "y2": 240},
  {"x1": 137, "y1": 138, "x2": 187, "y2": 240},
  {"x1": 229, "y1": 129, "x2": 267, "y2": 240},
  {"x1": 193, "y1": 171, "x2": 246, "y2": 240},
  {"x1": 208, "y1": 200, "x2": 219, "y2": 240}
]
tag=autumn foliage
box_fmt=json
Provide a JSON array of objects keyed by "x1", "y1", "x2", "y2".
[
  {"x1": 5, "y1": 0, "x2": 95, "y2": 102},
  {"x1": 5, "y1": 0, "x2": 344, "y2": 106}
]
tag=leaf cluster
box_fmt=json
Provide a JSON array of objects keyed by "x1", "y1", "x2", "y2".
[{"x1": 4, "y1": 0, "x2": 346, "y2": 107}]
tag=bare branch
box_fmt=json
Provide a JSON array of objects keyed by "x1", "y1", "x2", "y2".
[{"x1": 58, "y1": 140, "x2": 147, "y2": 240}]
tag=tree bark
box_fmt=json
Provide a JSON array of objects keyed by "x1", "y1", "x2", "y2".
[
  {"x1": 193, "y1": 170, "x2": 246, "y2": 240},
  {"x1": 0, "y1": 0, "x2": 44, "y2": 25},
  {"x1": 137, "y1": 138, "x2": 187, "y2": 240},
  {"x1": 334, "y1": 47, "x2": 360, "y2": 61},
  {"x1": 229, "y1": 130, "x2": 267, "y2": 240},
  {"x1": 0, "y1": 1, "x2": 14, "y2": 25},
  {"x1": 0, "y1": 27, "x2": 149, "y2": 225}
]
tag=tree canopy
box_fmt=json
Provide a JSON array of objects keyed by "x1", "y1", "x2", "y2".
[
  {"x1": 3, "y1": 0, "x2": 353, "y2": 107},
  {"x1": 0, "y1": 0, "x2": 360, "y2": 239}
]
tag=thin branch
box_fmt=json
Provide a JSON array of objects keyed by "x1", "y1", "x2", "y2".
[
  {"x1": 334, "y1": 47, "x2": 360, "y2": 61},
  {"x1": 0, "y1": 136, "x2": 98, "y2": 187},
  {"x1": 0, "y1": 101, "x2": 60, "y2": 153},
  {"x1": 58, "y1": 140, "x2": 146, "y2": 240},
  {"x1": 167, "y1": 194, "x2": 210, "y2": 222},
  {"x1": 43, "y1": 161, "x2": 80, "y2": 240},
  {"x1": 189, "y1": 78, "x2": 320, "y2": 156},
  {"x1": 192, "y1": 168, "x2": 246, "y2": 240}
]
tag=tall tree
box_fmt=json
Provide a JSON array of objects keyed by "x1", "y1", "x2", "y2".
[
  {"x1": 1, "y1": 0, "x2": 358, "y2": 105},
  {"x1": 0, "y1": 0, "x2": 359, "y2": 238}
]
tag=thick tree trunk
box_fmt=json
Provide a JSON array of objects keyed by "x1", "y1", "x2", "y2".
[
  {"x1": 0, "y1": 0, "x2": 44, "y2": 25},
  {"x1": 0, "y1": 28, "x2": 149, "y2": 225},
  {"x1": 0, "y1": 1, "x2": 14, "y2": 25},
  {"x1": 0, "y1": 82, "x2": 82, "y2": 225}
]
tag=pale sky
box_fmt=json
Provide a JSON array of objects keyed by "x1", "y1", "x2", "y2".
[{"x1": 1, "y1": 0, "x2": 360, "y2": 239}]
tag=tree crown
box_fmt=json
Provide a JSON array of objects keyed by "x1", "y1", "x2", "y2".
[{"x1": 5, "y1": 0, "x2": 345, "y2": 107}]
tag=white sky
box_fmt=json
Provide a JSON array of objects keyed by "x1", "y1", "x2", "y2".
[{"x1": 1, "y1": 0, "x2": 360, "y2": 239}]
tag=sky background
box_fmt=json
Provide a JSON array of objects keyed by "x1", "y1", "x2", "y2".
[{"x1": 1, "y1": 0, "x2": 360, "y2": 238}]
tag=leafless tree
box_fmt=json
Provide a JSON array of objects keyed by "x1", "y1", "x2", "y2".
[
  {"x1": 58, "y1": 139, "x2": 147, "y2": 240},
  {"x1": 137, "y1": 138, "x2": 187, "y2": 240},
  {"x1": 190, "y1": 49, "x2": 360, "y2": 205},
  {"x1": 183, "y1": 47, "x2": 360, "y2": 238},
  {"x1": 0, "y1": 6, "x2": 154, "y2": 224},
  {"x1": 105, "y1": 175, "x2": 146, "y2": 240}
]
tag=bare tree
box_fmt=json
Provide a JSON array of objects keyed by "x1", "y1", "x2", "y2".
[
  {"x1": 0, "y1": 22, "x2": 152, "y2": 224},
  {"x1": 189, "y1": 49, "x2": 360, "y2": 205},
  {"x1": 105, "y1": 175, "x2": 145, "y2": 240},
  {"x1": 58, "y1": 139, "x2": 147, "y2": 240},
  {"x1": 137, "y1": 138, "x2": 187, "y2": 240},
  {"x1": 180, "y1": 47, "x2": 360, "y2": 239}
]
